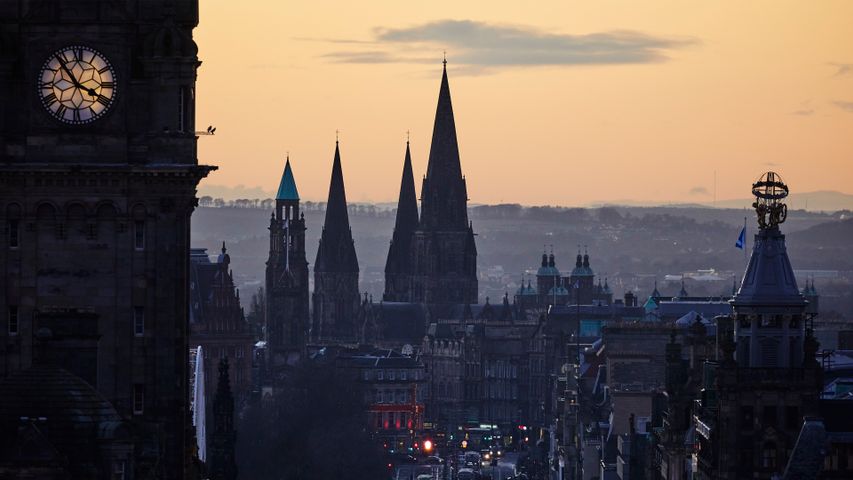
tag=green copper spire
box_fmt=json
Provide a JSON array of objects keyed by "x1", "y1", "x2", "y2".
[{"x1": 276, "y1": 157, "x2": 299, "y2": 201}]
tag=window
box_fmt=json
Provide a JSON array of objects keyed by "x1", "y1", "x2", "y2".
[
  {"x1": 236, "y1": 346, "x2": 244, "y2": 358},
  {"x1": 133, "y1": 307, "x2": 144, "y2": 337},
  {"x1": 8, "y1": 220, "x2": 19, "y2": 248},
  {"x1": 786, "y1": 406, "x2": 800, "y2": 430},
  {"x1": 377, "y1": 369, "x2": 384, "y2": 381},
  {"x1": 740, "y1": 406, "x2": 754, "y2": 428},
  {"x1": 401, "y1": 369, "x2": 407, "y2": 381},
  {"x1": 8, "y1": 306, "x2": 18, "y2": 336},
  {"x1": 762, "y1": 406, "x2": 777, "y2": 427},
  {"x1": 134, "y1": 220, "x2": 145, "y2": 250},
  {"x1": 112, "y1": 460, "x2": 126, "y2": 480},
  {"x1": 388, "y1": 370, "x2": 395, "y2": 381},
  {"x1": 761, "y1": 442, "x2": 777, "y2": 468},
  {"x1": 133, "y1": 384, "x2": 145, "y2": 415}
]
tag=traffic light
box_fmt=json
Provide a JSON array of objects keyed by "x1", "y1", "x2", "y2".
[
  {"x1": 461, "y1": 440, "x2": 468, "y2": 449},
  {"x1": 423, "y1": 439, "x2": 433, "y2": 453}
]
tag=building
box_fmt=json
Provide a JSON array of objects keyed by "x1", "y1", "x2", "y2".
[
  {"x1": 265, "y1": 158, "x2": 309, "y2": 367},
  {"x1": 384, "y1": 61, "x2": 478, "y2": 305},
  {"x1": 312, "y1": 141, "x2": 361, "y2": 343},
  {"x1": 189, "y1": 246, "x2": 254, "y2": 408},
  {"x1": 0, "y1": 1, "x2": 212, "y2": 478},
  {"x1": 336, "y1": 348, "x2": 427, "y2": 450},
  {"x1": 691, "y1": 173, "x2": 823, "y2": 479}
]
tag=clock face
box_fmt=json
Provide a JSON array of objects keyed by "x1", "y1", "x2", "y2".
[{"x1": 38, "y1": 46, "x2": 117, "y2": 125}]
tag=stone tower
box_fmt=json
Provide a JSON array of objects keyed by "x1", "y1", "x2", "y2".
[
  {"x1": 569, "y1": 250, "x2": 595, "y2": 305},
  {"x1": 265, "y1": 158, "x2": 308, "y2": 366},
  {"x1": 312, "y1": 141, "x2": 360, "y2": 342},
  {"x1": 384, "y1": 140, "x2": 419, "y2": 302},
  {"x1": 693, "y1": 172, "x2": 822, "y2": 479},
  {"x1": 0, "y1": 1, "x2": 212, "y2": 478},
  {"x1": 409, "y1": 61, "x2": 478, "y2": 304}
]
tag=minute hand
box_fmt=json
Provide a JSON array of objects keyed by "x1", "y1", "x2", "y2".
[{"x1": 56, "y1": 56, "x2": 98, "y2": 97}]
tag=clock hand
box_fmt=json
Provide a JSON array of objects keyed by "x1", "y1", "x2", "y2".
[{"x1": 55, "y1": 56, "x2": 98, "y2": 97}]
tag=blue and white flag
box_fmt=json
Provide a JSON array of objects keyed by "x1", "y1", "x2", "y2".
[{"x1": 735, "y1": 226, "x2": 746, "y2": 249}]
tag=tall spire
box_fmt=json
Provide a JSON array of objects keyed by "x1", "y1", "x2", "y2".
[
  {"x1": 419, "y1": 60, "x2": 468, "y2": 230},
  {"x1": 385, "y1": 140, "x2": 419, "y2": 275},
  {"x1": 315, "y1": 140, "x2": 358, "y2": 273},
  {"x1": 276, "y1": 156, "x2": 299, "y2": 201}
]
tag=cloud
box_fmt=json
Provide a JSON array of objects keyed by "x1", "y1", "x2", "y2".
[
  {"x1": 317, "y1": 19, "x2": 698, "y2": 74},
  {"x1": 688, "y1": 186, "x2": 710, "y2": 196},
  {"x1": 829, "y1": 62, "x2": 853, "y2": 76},
  {"x1": 833, "y1": 100, "x2": 853, "y2": 113}
]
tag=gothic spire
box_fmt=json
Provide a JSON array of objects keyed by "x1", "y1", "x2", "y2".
[
  {"x1": 385, "y1": 141, "x2": 419, "y2": 274},
  {"x1": 315, "y1": 141, "x2": 359, "y2": 273},
  {"x1": 419, "y1": 61, "x2": 469, "y2": 230},
  {"x1": 276, "y1": 156, "x2": 299, "y2": 201}
]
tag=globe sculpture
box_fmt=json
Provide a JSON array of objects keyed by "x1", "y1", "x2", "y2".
[{"x1": 751, "y1": 171, "x2": 788, "y2": 229}]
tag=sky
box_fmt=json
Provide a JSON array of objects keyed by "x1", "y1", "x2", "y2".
[{"x1": 194, "y1": 1, "x2": 853, "y2": 206}]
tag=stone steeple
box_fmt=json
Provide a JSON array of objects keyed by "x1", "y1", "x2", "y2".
[
  {"x1": 405, "y1": 62, "x2": 478, "y2": 304},
  {"x1": 312, "y1": 141, "x2": 360, "y2": 341},
  {"x1": 208, "y1": 358, "x2": 237, "y2": 480},
  {"x1": 384, "y1": 140, "x2": 420, "y2": 301},
  {"x1": 419, "y1": 61, "x2": 469, "y2": 231},
  {"x1": 266, "y1": 156, "x2": 308, "y2": 366},
  {"x1": 315, "y1": 141, "x2": 359, "y2": 274}
]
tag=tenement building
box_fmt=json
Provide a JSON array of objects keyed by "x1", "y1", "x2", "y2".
[{"x1": 0, "y1": 1, "x2": 213, "y2": 478}]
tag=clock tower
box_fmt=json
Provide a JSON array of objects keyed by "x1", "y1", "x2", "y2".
[{"x1": 0, "y1": 1, "x2": 213, "y2": 479}]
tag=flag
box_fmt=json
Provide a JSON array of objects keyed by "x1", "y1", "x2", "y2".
[{"x1": 735, "y1": 226, "x2": 746, "y2": 249}]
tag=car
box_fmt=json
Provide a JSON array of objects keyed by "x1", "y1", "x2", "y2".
[
  {"x1": 457, "y1": 468, "x2": 476, "y2": 480},
  {"x1": 416, "y1": 475, "x2": 433, "y2": 480},
  {"x1": 425, "y1": 455, "x2": 444, "y2": 465}
]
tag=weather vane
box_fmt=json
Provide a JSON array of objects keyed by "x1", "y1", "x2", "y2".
[{"x1": 751, "y1": 171, "x2": 789, "y2": 229}]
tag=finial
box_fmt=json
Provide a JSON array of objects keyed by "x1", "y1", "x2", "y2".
[
  {"x1": 286, "y1": 151, "x2": 289, "y2": 161},
  {"x1": 406, "y1": 130, "x2": 410, "y2": 145},
  {"x1": 550, "y1": 244, "x2": 554, "y2": 255},
  {"x1": 443, "y1": 51, "x2": 447, "y2": 68},
  {"x1": 335, "y1": 129, "x2": 339, "y2": 144}
]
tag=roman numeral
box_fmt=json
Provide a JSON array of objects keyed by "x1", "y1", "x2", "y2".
[
  {"x1": 98, "y1": 66, "x2": 111, "y2": 74},
  {"x1": 72, "y1": 109, "x2": 81, "y2": 122},
  {"x1": 56, "y1": 104, "x2": 67, "y2": 118},
  {"x1": 101, "y1": 81, "x2": 115, "y2": 89},
  {"x1": 73, "y1": 48, "x2": 83, "y2": 61},
  {"x1": 43, "y1": 92, "x2": 58, "y2": 107},
  {"x1": 96, "y1": 95, "x2": 111, "y2": 107}
]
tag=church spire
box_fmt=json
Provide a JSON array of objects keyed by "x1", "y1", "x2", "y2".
[
  {"x1": 419, "y1": 60, "x2": 468, "y2": 230},
  {"x1": 315, "y1": 140, "x2": 359, "y2": 273},
  {"x1": 385, "y1": 140, "x2": 419, "y2": 275},
  {"x1": 276, "y1": 156, "x2": 299, "y2": 201}
]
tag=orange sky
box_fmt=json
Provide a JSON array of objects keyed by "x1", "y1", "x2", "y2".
[{"x1": 194, "y1": 1, "x2": 853, "y2": 206}]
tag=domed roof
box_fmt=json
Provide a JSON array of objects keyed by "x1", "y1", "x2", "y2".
[
  {"x1": 537, "y1": 265, "x2": 560, "y2": 277},
  {"x1": 0, "y1": 367, "x2": 129, "y2": 453},
  {"x1": 548, "y1": 286, "x2": 569, "y2": 296}
]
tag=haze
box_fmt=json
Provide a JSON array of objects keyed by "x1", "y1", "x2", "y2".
[{"x1": 194, "y1": 1, "x2": 853, "y2": 206}]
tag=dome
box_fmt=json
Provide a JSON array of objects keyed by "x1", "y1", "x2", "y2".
[
  {"x1": 537, "y1": 265, "x2": 561, "y2": 277},
  {"x1": 548, "y1": 286, "x2": 569, "y2": 296}
]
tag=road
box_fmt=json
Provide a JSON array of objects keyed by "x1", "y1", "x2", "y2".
[{"x1": 480, "y1": 452, "x2": 519, "y2": 480}]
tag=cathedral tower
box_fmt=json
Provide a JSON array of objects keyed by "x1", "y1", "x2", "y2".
[
  {"x1": 312, "y1": 141, "x2": 360, "y2": 342},
  {"x1": 0, "y1": 1, "x2": 213, "y2": 477},
  {"x1": 265, "y1": 158, "x2": 308, "y2": 366},
  {"x1": 384, "y1": 140, "x2": 419, "y2": 302},
  {"x1": 408, "y1": 61, "x2": 477, "y2": 304}
]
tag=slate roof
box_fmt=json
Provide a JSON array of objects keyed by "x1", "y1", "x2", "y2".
[
  {"x1": 375, "y1": 302, "x2": 427, "y2": 343},
  {"x1": 734, "y1": 225, "x2": 806, "y2": 308}
]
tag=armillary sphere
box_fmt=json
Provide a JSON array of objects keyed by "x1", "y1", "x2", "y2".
[{"x1": 751, "y1": 171, "x2": 789, "y2": 229}]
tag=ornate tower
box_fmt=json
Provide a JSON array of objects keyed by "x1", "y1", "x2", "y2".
[
  {"x1": 208, "y1": 358, "x2": 237, "y2": 480},
  {"x1": 265, "y1": 158, "x2": 308, "y2": 366},
  {"x1": 0, "y1": 1, "x2": 212, "y2": 478},
  {"x1": 569, "y1": 249, "x2": 595, "y2": 305},
  {"x1": 312, "y1": 141, "x2": 360, "y2": 342},
  {"x1": 409, "y1": 61, "x2": 477, "y2": 304},
  {"x1": 693, "y1": 172, "x2": 822, "y2": 479},
  {"x1": 384, "y1": 140, "x2": 419, "y2": 302}
]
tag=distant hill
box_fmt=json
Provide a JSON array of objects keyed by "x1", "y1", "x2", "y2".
[{"x1": 714, "y1": 191, "x2": 853, "y2": 213}]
